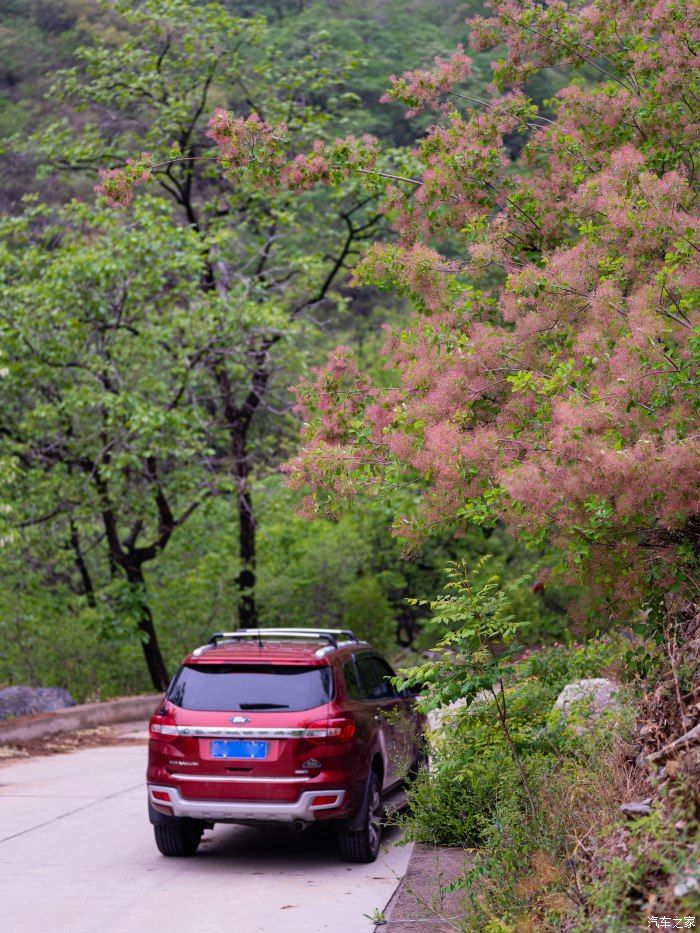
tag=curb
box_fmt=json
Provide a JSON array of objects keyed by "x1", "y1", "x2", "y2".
[{"x1": 0, "y1": 693, "x2": 163, "y2": 744}]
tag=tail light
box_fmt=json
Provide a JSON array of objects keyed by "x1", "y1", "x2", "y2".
[
  {"x1": 151, "y1": 722, "x2": 178, "y2": 735},
  {"x1": 150, "y1": 723, "x2": 178, "y2": 736},
  {"x1": 303, "y1": 717, "x2": 356, "y2": 744},
  {"x1": 149, "y1": 706, "x2": 178, "y2": 737}
]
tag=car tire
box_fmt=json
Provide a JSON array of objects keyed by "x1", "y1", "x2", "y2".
[
  {"x1": 338, "y1": 771, "x2": 383, "y2": 863},
  {"x1": 153, "y1": 819, "x2": 204, "y2": 857}
]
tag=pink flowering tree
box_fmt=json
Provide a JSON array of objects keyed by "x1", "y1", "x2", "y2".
[
  {"x1": 281, "y1": 0, "x2": 700, "y2": 619},
  {"x1": 108, "y1": 0, "x2": 699, "y2": 620}
]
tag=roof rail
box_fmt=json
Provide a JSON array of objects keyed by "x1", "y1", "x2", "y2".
[{"x1": 206, "y1": 628, "x2": 358, "y2": 649}]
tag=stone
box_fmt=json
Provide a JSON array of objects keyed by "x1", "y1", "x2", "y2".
[
  {"x1": 0, "y1": 686, "x2": 75, "y2": 720},
  {"x1": 620, "y1": 800, "x2": 652, "y2": 819},
  {"x1": 673, "y1": 875, "x2": 698, "y2": 898},
  {"x1": 554, "y1": 678, "x2": 620, "y2": 721}
]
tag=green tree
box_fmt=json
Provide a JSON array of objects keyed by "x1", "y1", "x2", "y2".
[
  {"x1": 27, "y1": 0, "x2": 381, "y2": 626},
  {"x1": 341, "y1": 576, "x2": 394, "y2": 655},
  {"x1": 0, "y1": 198, "x2": 221, "y2": 687}
]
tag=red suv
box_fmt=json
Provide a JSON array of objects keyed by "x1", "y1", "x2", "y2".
[{"x1": 147, "y1": 628, "x2": 425, "y2": 863}]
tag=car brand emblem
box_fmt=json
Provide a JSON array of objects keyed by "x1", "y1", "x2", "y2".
[
  {"x1": 302, "y1": 758, "x2": 322, "y2": 770},
  {"x1": 229, "y1": 715, "x2": 251, "y2": 724}
]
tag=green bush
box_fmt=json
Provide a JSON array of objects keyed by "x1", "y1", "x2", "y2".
[
  {"x1": 519, "y1": 639, "x2": 617, "y2": 687},
  {"x1": 404, "y1": 736, "x2": 520, "y2": 847},
  {"x1": 398, "y1": 633, "x2": 699, "y2": 932},
  {"x1": 342, "y1": 576, "x2": 395, "y2": 653},
  {"x1": 0, "y1": 592, "x2": 148, "y2": 703}
]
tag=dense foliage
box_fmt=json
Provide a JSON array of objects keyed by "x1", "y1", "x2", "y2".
[
  {"x1": 0, "y1": 199, "x2": 215, "y2": 686},
  {"x1": 402, "y1": 611, "x2": 700, "y2": 929}
]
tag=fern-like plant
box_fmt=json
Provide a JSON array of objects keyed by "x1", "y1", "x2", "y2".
[{"x1": 396, "y1": 556, "x2": 537, "y2": 818}]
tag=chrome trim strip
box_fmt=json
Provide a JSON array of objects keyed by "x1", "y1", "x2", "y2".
[
  {"x1": 176, "y1": 726, "x2": 306, "y2": 738},
  {"x1": 170, "y1": 773, "x2": 310, "y2": 783},
  {"x1": 148, "y1": 785, "x2": 346, "y2": 822}
]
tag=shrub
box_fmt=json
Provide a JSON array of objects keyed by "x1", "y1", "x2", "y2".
[
  {"x1": 342, "y1": 576, "x2": 395, "y2": 654},
  {"x1": 404, "y1": 727, "x2": 519, "y2": 848},
  {"x1": 401, "y1": 637, "x2": 635, "y2": 928},
  {"x1": 0, "y1": 594, "x2": 148, "y2": 703}
]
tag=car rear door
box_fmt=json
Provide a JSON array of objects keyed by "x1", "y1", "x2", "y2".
[
  {"x1": 354, "y1": 652, "x2": 408, "y2": 788},
  {"x1": 368, "y1": 653, "x2": 421, "y2": 777}
]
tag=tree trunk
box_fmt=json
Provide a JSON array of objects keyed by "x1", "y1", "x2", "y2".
[
  {"x1": 69, "y1": 517, "x2": 96, "y2": 608},
  {"x1": 125, "y1": 565, "x2": 170, "y2": 691},
  {"x1": 232, "y1": 432, "x2": 258, "y2": 628}
]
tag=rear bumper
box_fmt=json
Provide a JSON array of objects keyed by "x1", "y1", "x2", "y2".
[{"x1": 147, "y1": 784, "x2": 346, "y2": 823}]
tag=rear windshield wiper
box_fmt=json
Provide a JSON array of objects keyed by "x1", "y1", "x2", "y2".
[{"x1": 238, "y1": 703, "x2": 290, "y2": 710}]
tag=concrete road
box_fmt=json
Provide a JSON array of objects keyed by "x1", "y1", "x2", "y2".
[{"x1": 0, "y1": 730, "x2": 412, "y2": 933}]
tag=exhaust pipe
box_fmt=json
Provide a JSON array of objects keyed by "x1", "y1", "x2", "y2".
[{"x1": 292, "y1": 820, "x2": 308, "y2": 832}]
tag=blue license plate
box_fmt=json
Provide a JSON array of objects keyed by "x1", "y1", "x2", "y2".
[{"x1": 211, "y1": 740, "x2": 268, "y2": 760}]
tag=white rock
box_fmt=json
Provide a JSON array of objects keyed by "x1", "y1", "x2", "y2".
[
  {"x1": 426, "y1": 688, "x2": 497, "y2": 731},
  {"x1": 554, "y1": 678, "x2": 620, "y2": 720},
  {"x1": 426, "y1": 697, "x2": 467, "y2": 732},
  {"x1": 673, "y1": 875, "x2": 698, "y2": 898}
]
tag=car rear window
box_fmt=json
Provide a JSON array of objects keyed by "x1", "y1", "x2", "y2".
[{"x1": 167, "y1": 663, "x2": 333, "y2": 712}]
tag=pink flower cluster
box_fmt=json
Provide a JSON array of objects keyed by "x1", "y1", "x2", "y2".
[
  {"x1": 206, "y1": 109, "x2": 286, "y2": 186},
  {"x1": 94, "y1": 155, "x2": 153, "y2": 207},
  {"x1": 355, "y1": 243, "x2": 459, "y2": 314},
  {"x1": 282, "y1": 135, "x2": 379, "y2": 190},
  {"x1": 382, "y1": 46, "x2": 473, "y2": 117},
  {"x1": 291, "y1": 346, "x2": 371, "y2": 445}
]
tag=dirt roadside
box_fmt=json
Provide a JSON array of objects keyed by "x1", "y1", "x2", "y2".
[
  {"x1": 379, "y1": 842, "x2": 473, "y2": 931},
  {"x1": 0, "y1": 720, "x2": 147, "y2": 764}
]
